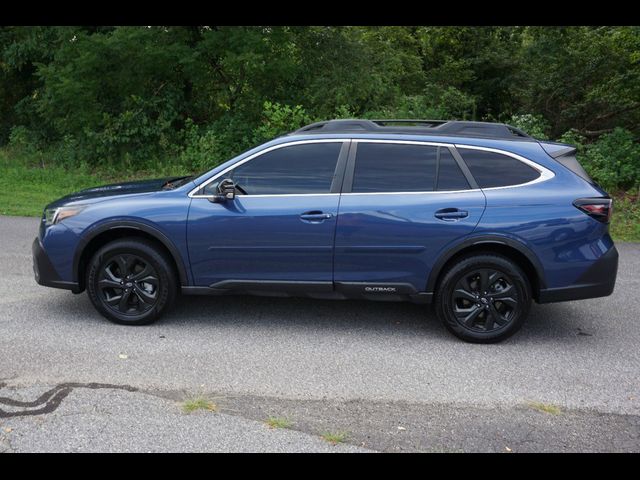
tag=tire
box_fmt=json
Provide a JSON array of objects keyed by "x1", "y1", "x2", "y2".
[
  {"x1": 86, "y1": 238, "x2": 177, "y2": 325},
  {"x1": 435, "y1": 253, "x2": 531, "y2": 343}
]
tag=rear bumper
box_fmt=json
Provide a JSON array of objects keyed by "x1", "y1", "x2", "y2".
[
  {"x1": 538, "y1": 245, "x2": 618, "y2": 303},
  {"x1": 32, "y1": 237, "x2": 80, "y2": 292}
]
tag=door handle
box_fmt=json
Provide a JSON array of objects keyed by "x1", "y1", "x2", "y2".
[
  {"x1": 434, "y1": 208, "x2": 469, "y2": 221},
  {"x1": 300, "y1": 211, "x2": 333, "y2": 222}
]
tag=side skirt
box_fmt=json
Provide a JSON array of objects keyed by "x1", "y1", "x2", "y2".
[{"x1": 181, "y1": 281, "x2": 433, "y2": 304}]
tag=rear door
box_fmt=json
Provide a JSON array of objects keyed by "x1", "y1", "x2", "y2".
[{"x1": 333, "y1": 140, "x2": 486, "y2": 295}]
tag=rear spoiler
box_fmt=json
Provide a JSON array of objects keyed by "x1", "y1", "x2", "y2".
[
  {"x1": 538, "y1": 141, "x2": 595, "y2": 185},
  {"x1": 538, "y1": 141, "x2": 577, "y2": 158}
]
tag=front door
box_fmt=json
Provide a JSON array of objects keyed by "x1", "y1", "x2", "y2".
[
  {"x1": 334, "y1": 141, "x2": 486, "y2": 294},
  {"x1": 187, "y1": 140, "x2": 349, "y2": 288}
]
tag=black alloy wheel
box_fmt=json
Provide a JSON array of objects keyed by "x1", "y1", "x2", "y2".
[
  {"x1": 98, "y1": 254, "x2": 159, "y2": 316},
  {"x1": 435, "y1": 253, "x2": 531, "y2": 343},
  {"x1": 87, "y1": 239, "x2": 176, "y2": 325},
  {"x1": 452, "y1": 268, "x2": 520, "y2": 333}
]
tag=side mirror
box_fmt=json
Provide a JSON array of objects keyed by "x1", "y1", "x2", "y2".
[{"x1": 209, "y1": 178, "x2": 236, "y2": 203}]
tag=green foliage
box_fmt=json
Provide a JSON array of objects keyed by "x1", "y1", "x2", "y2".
[
  {"x1": 578, "y1": 128, "x2": 640, "y2": 192},
  {"x1": 610, "y1": 194, "x2": 640, "y2": 242},
  {"x1": 0, "y1": 26, "x2": 638, "y2": 194},
  {"x1": 251, "y1": 101, "x2": 312, "y2": 145},
  {"x1": 179, "y1": 119, "x2": 223, "y2": 172},
  {"x1": 507, "y1": 114, "x2": 550, "y2": 140}
]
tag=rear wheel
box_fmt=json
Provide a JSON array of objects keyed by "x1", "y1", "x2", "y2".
[
  {"x1": 435, "y1": 254, "x2": 531, "y2": 343},
  {"x1": 86, "y1": 239, "x2": 177, "y2": 325}
]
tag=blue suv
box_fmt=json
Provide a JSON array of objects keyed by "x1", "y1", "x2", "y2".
[{"x1": 32, "y1": 119, "x2": 618, "y2": 343}]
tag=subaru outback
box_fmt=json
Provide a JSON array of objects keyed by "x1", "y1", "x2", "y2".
[{"x1": 32, "y1": 119, "x2": 618, "y2": 343}]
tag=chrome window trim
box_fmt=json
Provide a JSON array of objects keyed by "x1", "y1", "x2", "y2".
[
  {"x1": 347, "y1": 139, "x2": 554, "y2": 194},
  {"x1": 220, "y1": 193, "x2": 340, "y2": 198},
  {"x1": 341, "y1": 189, "x2": 482, "y2": 196},
  {"x1": 188, "y1": 139, "x2": 348, "y2": 199},
  {"x1": 453, "y1": 144, "x2": 555, "y2": 190},
  {"x1": 189, "y1": 138, "x2": 555, "y2": 199}
]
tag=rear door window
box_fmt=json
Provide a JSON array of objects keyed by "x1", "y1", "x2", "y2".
[{"x1": 351, "y1": 143, "x2": 438, "y2": 193}]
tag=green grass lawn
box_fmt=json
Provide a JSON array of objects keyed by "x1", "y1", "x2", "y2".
[
  {"x1": 0, "y1": 149, "x2": 189, "y2": 217},
  {"x1": 0, "y1": 150, "x2": 109, "y2": 217},
  {"x1": 1, "y1": 149, "x2": 638, "y2": 241}
]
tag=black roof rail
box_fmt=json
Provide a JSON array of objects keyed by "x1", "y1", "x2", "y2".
[{"x1": 291, "y1": 119, "x2": 533, "y2": 141}]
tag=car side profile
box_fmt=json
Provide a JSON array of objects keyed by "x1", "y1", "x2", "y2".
[{"x1": 32, "y1": 119, "x2": 618, "y2": 343}]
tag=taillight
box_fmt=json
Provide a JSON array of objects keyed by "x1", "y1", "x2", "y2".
[{"x1": 573, "y1": 198, "x2": 613, "y2": 223}]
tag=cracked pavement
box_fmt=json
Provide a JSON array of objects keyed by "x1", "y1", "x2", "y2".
[{"x1": 0, "y1": 215, "x2": 639, "y2": 452}]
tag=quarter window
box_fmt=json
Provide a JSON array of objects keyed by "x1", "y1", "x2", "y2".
[
  {"x1": 204, "y1": 142, "x2": 342, "y2": 195},
  {"x1": 352, "y1": 143, "x2": 438, "y2": 193},
  {"x1": 458, "y1": 148, "x2": 540, "y2": 188}
]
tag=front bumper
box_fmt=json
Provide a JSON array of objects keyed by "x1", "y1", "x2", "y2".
[
  {"x1": 538, "y1": 245, "x2": 619, "y2": 303},
  {"x1": 32, "y1": 237, "x2": 80, "y2": 292}
]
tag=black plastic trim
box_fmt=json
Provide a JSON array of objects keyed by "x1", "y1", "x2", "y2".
[
  {"x1": 181, "y1": 286, "x2": 227, "y2": 296},
  {"x1": 208, "y1": 279, "x2": 334, "y2": 293},
  {"x1": 72, "y1": 220, "x2": 190, "y2": 287},
  {"x1": 425, "y1": 235, "x2": 547, "y2": 293},
  {"x1": 329, "y1": 141, "x2": 351, "y2": 194},
  {"x1": 32, "y1": 238, "x2": 81, "y2": 292},
  {"x1": 538, "y1": 246, "x2": 618, "y2": 303},
  {"x1": 448, "y1": 146, "x2": 479, "y2": 190},
  {"x1": 183, "y1": 281, "x2": 433, "y2": 304},
  {"x1": 341, "y1": 140, "x2": 358, "y2": 193}
]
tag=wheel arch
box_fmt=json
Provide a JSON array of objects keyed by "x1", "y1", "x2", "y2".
[
  {"x1": 427, "y1": 236, "x2": 546, "y2": 301},
  {"x1": 73, "y1": 221, "x2": 189, "y2": 292}
]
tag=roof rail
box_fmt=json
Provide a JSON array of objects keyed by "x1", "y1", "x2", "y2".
[{"x1": 291, "y1": 119, "x2": 532, "y2": 141}]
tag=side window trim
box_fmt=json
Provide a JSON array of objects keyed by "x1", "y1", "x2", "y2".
[
  {"x1": 189, "y1": 139, "x2": 349, "y2": 198},
  {"x1": 453, "y1": 144, "x2": 555, "y2": 190},
  {"x1": 434, "y1": 146, "x2": 441, "y2": 191},
  {"x1": 341, "y1": 140, "x2": 358, "y2": 193},
  {"x1": 330, "y1": 141, "x2": 352, "y2": 194},
  {"x1": 448, "y1": 146, "x2": 479, "y2": 190}
]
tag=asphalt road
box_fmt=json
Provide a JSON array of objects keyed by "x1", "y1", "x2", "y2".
[{"x1": 1, "y1": 215, "x2": 639, "y2": 452}]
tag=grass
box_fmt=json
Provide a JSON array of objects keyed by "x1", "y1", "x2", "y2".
[
  {"x1": 0, "y1": 149, "x2": 110, "y2": 216},
  {"x1": 1, "y1": 148, "x2": 639, "y2": 242},
  {"x1": 265, "y1": 417, "x2": 293, "y2": 429},
  {"x1": 526, "y1": 401, "x2": 562, "y2": 415},
  {"x1": 610, "y1": 193, "x2": 640, "y2": 242},
  {"x1": 0, "y1": 148, "x2": 190, "y2": 217},
  {"x1": 181, "y1": 396, "x2": 218, "y2": 414},
  {"x1": 320, "y1": 431, "x2": 349, "y2": 444}
]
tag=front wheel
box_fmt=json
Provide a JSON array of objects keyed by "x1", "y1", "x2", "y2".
[
  {"x1": 435, "y1": 253, "x2": 531, "y2": 343},
  {"x1": 86, "y1": 239, "x2": 177, "y2": 325}
]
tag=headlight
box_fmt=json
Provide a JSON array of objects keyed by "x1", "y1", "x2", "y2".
[{"x1": 44, "y1": 206, "x2": 86, "y2": 226}]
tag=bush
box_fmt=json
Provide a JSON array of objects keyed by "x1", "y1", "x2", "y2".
[
  {"x1": 365, "y1": 88, "x2": 477, "y2": 121},
  {"x1": 179, "y1": 119, "x2": 224, "y2": 172},
  {"x1": 251, "y1": 101, "x2": 312, "y2": 145},
  {"x1": 578, "y1": 128, "x2": 640, "y2": 192},
  {"x1": 507, "y1": 114, "x2": 550, "y2": 140}
]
